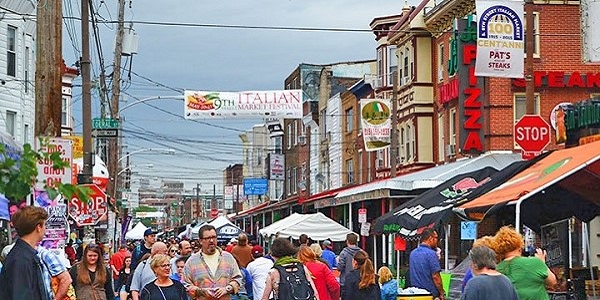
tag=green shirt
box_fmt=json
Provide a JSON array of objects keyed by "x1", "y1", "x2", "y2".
[{"x1": 497, "y1": 256, "x2": 549, "y2": 300}]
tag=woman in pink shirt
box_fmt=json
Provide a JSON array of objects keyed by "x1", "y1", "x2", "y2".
[{"x1": 297, "y1": 245, "x2": 340, "y2": 300}]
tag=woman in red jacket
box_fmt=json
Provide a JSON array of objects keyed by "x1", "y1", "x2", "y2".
[{"x1": 297, "y1": 245, "x2": 340, "y2": 300}]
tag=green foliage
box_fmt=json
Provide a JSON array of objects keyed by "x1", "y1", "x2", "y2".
[{"x1": 0, "y1": 138, "x2": 92, "y2": 205}]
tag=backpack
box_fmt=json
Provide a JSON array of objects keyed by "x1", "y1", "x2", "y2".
[
  {"x1": 240, "y1": 267, "x2": 253, "y2": 298},
  {"x1": 273, "y1": 263, "x2": 316, "y2": 300}
]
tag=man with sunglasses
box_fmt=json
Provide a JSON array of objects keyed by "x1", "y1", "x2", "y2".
[
  {"x1": 184, "y1": 225, "x2": 242, "y2": 299},
  {"x1": 409, "y1": 228, "x2": 445, "y2": 300},
  {"x1": 170, "y1": 240, "x2": 192, "y2": 274}
]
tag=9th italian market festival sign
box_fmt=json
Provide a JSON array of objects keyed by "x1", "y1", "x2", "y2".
[
  {"x1": 475, "y1": 0, "x2": 525, "y2": 78},
  {"x1": 360, "y1": 99, "x2": 391, "y2": 152}
]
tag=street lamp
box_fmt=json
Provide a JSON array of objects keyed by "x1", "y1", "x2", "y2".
[
  {"x1": 117, "y1": 163, "x2": 154, "y2": 176},
  {"x1": 118, "y1": 148, "x2": 176, "y2": 163},
  {"x1": 118, "y1": 95, "x2": 184, "y2": 115}
]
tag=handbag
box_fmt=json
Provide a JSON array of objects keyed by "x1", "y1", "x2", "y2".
[{"x1": 51, "y1": 276, "x2": 77, "y2": 300}]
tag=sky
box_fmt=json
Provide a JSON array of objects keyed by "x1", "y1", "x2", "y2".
[{"x1": 64, "y1": 0, "x2": 413, "y2": 195}]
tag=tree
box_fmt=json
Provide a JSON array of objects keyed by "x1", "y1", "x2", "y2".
[{"x1": 0, "y1": 139, "x2": 91, "y2": 206}]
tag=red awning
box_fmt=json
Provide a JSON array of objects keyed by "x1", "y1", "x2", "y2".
[
  {"x1": 235, "y1": 201, "x2": 270, "y2": 218},
  {"x1": 299, "y1": 186, "x2": 349, "y2": 205}
]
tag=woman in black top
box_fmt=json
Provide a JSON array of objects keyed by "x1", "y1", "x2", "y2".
[
  {"x1": 69, "y1": 244, "x2": 114, "y2": 300},
  {"x1": 116, "y1": 256, "x2": 132, "y2": 300},
  {"x1": 140, "y1": 254, "x2": 187, "y2": 300},
  {"x1": 341, "y1": 250, "x2": 381, "y2": 300}
]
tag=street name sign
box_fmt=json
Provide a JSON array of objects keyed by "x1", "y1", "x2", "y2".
[
  {"x1": 92, "y1": 118, "x2": 120, "y2": 129},
  {"x1": 92, "y1": 129, "x2": 119, "y2": 138}
]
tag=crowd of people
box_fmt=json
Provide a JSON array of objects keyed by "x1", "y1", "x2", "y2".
[{"x1": 0, "y1": 205, "x2": 558, "y2": 300}]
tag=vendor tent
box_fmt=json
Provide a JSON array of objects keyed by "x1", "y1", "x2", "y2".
[
  {"x1": 455, "y1": 141, "x2": 600, "y2": 231},
  {"x1": 206, "y1": 216, "x2": 243, "y2": 241},
  {"x1": 259, "y1": 212, "x2": 356, "y2": 241},
  {"x1": 189, "y1": 222, "x2": 209, "y2": 239},
  {"x1": 372, "y1": 158, "x2": 543, "y2": 237},
  {"x1": 125, "y1": 222, "x2": 148, "y2": 240}
]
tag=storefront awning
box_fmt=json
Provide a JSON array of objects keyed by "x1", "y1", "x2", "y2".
[
  {"x1": 334, "y1": 152, "x2": 523, "y2": 206},
  {"x1": 234, "y1": 201, "x2": 270, "y2": 218},
  {"x1": 455, "y1": 141, "x2": 600, "y2": 230}
]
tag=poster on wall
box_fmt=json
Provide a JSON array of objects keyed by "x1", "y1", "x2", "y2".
[
  {"x1": 360, "y1": 99, "x2": 391, "y2": 152},
  {"x1": 184, "y1": 90, "x2": 303, "y2": 119},
  {"x1": 540, "y1": 220, "x2": 570, "y2": 292},
  {"x1": 34, "y1": 189, "x2": 68, "y2": 250},
  {"x1": 474, "y1": 0, "x2": 525, "y2": 78}
]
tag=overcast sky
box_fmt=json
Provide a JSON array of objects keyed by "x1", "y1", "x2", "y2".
[{"x1": 65, "y1": 0, "x2": 413, "y2": 193}]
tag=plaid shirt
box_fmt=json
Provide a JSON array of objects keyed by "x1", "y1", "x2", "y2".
[
  {"x1": 37, "y1": 247, "x2": 67, "y2": 300},
  {"x1": 184, "y1": 249, "x2": 242, "y2": 299}
]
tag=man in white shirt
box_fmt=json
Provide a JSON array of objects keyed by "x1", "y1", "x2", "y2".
[{"x1": 245, "y1": 245, "x2": 274, "y2": 299}]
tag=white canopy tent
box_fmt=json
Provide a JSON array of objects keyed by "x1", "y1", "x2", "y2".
[
  {"x1": 125, "y1": 222, "x2": 148, "y2": 240},
  {"x1": 190, "y1": 222, "x2": 209, "y2": 239},
  {"x1": 259, "y1": 212, "x2": 357, "y2": 242},
  {"x1": 209, "y1": 216, "x2": 234, "y2": 228}
]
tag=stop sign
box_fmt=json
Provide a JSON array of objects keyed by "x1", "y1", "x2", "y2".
[
  {"x1": 514, "y1": 115, "x2": 551, "y2": 152},
  {"x1": 69, "y1": 184, "x2": 107, "y2": 227}
]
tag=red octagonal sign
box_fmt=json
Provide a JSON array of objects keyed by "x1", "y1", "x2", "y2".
[
  {"x1": 69, "y1": 184, "x2": 108, "y2": 227},
  {"x1": 514, "y1": 115, "x2": 551, "y2": 153}
]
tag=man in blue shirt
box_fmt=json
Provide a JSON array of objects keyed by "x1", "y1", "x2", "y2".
[
  {"x1": 409, "y1": 228, "x2": 445, "y2": 299},
  {"x1": 321, "y1": 240, "x2": 337, "y2": 270}
]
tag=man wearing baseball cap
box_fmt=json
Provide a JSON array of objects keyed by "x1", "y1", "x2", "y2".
[
  {"x1": 131, "y1": 228, "x2": 157, "y2": 270},
  {"x1": 246, "y1": 245, "x2": 273, "y2": 299},
  {"x1": 321, "y1": 240, "x2": 337, "y2": 270}
]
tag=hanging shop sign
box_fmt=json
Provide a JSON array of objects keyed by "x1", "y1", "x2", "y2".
[
  {"x1": 438, "y1": 78, "x2": 459, "y2": 105},
  {"x1": 268, "y1": 154, "x2": 285, "y2": 180},
  {"x1": 554, "y1": 99, "x2": 600, "y2": 146},
  {"x1": 474, "y1": 0, "x2": 525, "y2": 78},
  {"x1": 184, "y1": 90, "x2": 303, "y2": 119},
  {"x1": 457, "y1": 18, "x2": 485, "y2": 153},
  {"x1": 360, "y1": 99, "x2": 391, "y2": 151}
]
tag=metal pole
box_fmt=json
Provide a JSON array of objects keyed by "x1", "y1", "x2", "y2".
[
  {"x1": 525, "y1": 0, "x2": 535, "y2": 115},
  {"x1": 390, "y1": 71, "x2": 399, "y2": 178},
  {"x1": 196, "y1": 183, "x2": 200, "y2": 220},
  {"x1": 80, "y1": 0, "x2": 93, "y2": 184}
]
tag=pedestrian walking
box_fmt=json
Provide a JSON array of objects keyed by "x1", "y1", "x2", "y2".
[
  {"x1": 184, "y1": 225, "x2": 242, "y2": 299},
  {"x1": 378, "y1": 266, "x2": 398, "y2": 300},
  {"x1": 130, "y1": 242, "x2": 169, "y2": 300},
  {"x1": 461, "y1": 236, "x2": 495, "y2": 292},
  {"x1": 69, "y1": 244, "x2": 115, "y2": 300},
  {"x1": 38, "y1": 246, "x2": 74, "y2": 300},
  {"x1": 298, "y1": 245, "x2": 340, "y2": 300},
  {"x1": 132, "y1": 229, "x2": 158, "y2": 270},
  {"x1": 139, "y1": 254, "x2": 187, "y2": 300},
  {"x1": 112, "y1": 244, "x2": 132, "y2": 281},
  {"x1": 341, "y1": 250, "x2": 380, "y2": 300},
  {"x1": 170, "y1": 241, "x2": 192, "y2": 274},
  {"x1": 408, "y1": 228, "x2": 445, "y2": 299},
  {"x1": 116, "y1": 256, "x2": 133, "y2": 300},
  {"x1": 261, "y1": 238, "x2": 319, "y2": 300},
  {"x1": 169, "y1": 257, "x2": 187, "y2": 283},
  {"x1": 0, "y1": 206, "x2": 51, "y2": 300},
  {"x1": 231, "y1": 233, "x2": 254, "y2": 268},
  {"x1": 338, "y1": 233, "x2": 361, "y2": 290},
  {"x1": 492, "y1": 226, "x2": 557, "y2": 300},
  {"x1": 310, "y1": 243, "x2": 331, "y2": 269},
  {"x1": 246, "y1": 245, "x2": 273, "y2": 300},
  {"x1": 168, "y1": 245, "x2": 179, "y2": 259},
  {"x1": 460, "y1": 245, "x2": 518, "y2": 300},
  {"x1": 320, "y1": 240, "x2": 337, "y2": 270},
  {"x1": 65, "y1": 240, "x2": 77, "y2": 267}
]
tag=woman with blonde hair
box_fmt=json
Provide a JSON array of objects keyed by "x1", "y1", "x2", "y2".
[
  {"x1": 298, "y1": 245, "x2": 340, "y2": 300},
  {"x1": 69, "y1": 244, "x2": 114, "y2": 300},
  {"x1": 139, "y1": 254, "x2": 187, "y2": 300},
  {"x1": 310, "y1": 243, "x2": 331, "y2": 269},
  {"x1": 492, "y1": 226, "x2": 557, "y2": 300},
  {"x1": 377, "y1": 266, "x2": 398, "y2": 300},
  {"x1": 341, "y1": 250, "x2": 381, "y2": 300},
  {"x1": 462, "y1": 235, "x2": 496, "y2": 292}
]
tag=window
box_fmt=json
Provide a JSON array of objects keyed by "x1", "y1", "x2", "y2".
[
  {"x1": 292, "y1": 167, "x2": 297, "y2": 194},
  {"x1": 438, "y1": 43, "x2": 444, "y2": 82},
  {"x1": 514, "y1": 93, "x2": 541, "y2": 122},
  {"x1": 406, "y1": 125, "x2": 411, "y2": 160},
  {"x1": 7, "y1": 26, "x2": 16, "y2": 77},
  {"x1": 358, "y1": 150, "x2": 363, "y2": 184},
  {"x1": 377, "y1": 48, "x2": 383, "y2": 79},
  {"x1": 274, "y1": 136, "x2": 282, "y2": 154},
  {"x1": 345, "y1": 108, "x2": 353, "y2": 133},
  {"x1": 301, "y1": 163, "x2": 307, "y2": 182},
  {"x1": 388, "y1": 46, "x2": 398, "y2": 85},
  {"x1": 257, "y1": 148, "x2": 263, "y2": 166},
  {"x1": 524, "y1": 13, "x2": 540, "y2": 58},
  {"x1": 293, "y1": 121, "x2": 298, "y2": 145},
  {"x1": 287, "y1": 168, "x2": 291, "y2": 195},
  {"x1": 25, "y1": 46, "x2": 30, "y2": 93},
  {"x1": 346, "y1": 159, "x2": 354, "y2": 184},
  {"x1": 403, "y1": 49, "x2": 409, "y2": 81},
  {"x1": 450, "y1": 108, "x2": 457, "y2": 146},
  {"x1": 287, "y1": 124, "x2": 292, "y2": 149},
  {"x1": 6, "y1": 111, "x2": 16, "y2": 136},
  {"x1": 62, "y1": 96, "x2": 68, "y2": 126},
  {"x1": 399, "y1": 51, "x2": 404, "y2": 79},
  {"x1": 400, "y1": 127, "x2": 405, "y2": 162}
]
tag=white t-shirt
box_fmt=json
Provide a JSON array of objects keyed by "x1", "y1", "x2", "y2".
[
  {"x1": 246, "y1": 257, "x2": 274, "y2": 299},
  {"x1": 203, "y1": 251, "x2": 220, "y2": 275}
]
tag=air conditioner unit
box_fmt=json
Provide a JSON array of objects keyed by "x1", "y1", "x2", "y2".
[
  {"x1": 402, "y1": 76, "x2": 410, "y2": 86},
  {"x1": 298, "y1": 135, "x2": 306, "y2": 145},
  {"x1": 446, "y1": 144, "x2": 456, "y2": 157},
  {"x1": 376, "y1": 158, "x2": 384, "y2": 168}
]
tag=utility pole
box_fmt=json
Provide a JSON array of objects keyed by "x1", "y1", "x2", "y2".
[
  {"x1": 80, "y1": 0, "x2": 93, "y2": 184},
  {"x1": 196, "y1": 183, "x2": 200, "y2": 220},
  {"x1": 390, "y1": 71, "x2": 399, "y2": 178},
  {"x1": 525, "y1": 0, "x2": 535, "y2": 115},
  {"x1": 108, "y1": 0, "x2": 126, "y2": 201},
  {"x1": 35, "y1": 0, "x2": 62, "y2": 137}
]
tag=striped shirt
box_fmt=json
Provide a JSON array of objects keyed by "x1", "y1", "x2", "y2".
[{"x1": 184, "y1": 250, "x2": 242, "y2": 299}]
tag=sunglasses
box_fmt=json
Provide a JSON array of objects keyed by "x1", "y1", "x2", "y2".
[{"x1": 170, "y1": 249, "x2": 178, "y2": 253}]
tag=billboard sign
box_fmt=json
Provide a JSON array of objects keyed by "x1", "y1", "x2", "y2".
[
  {"x1": 360, "y1": 99, "x2": 391, "y2": 151},
  {"x1": 244, "y1": 178, "x2": 268, "y2": 196},
  {"x1": 184, "y1": 90, "x2": 303, "y2": 119}
]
